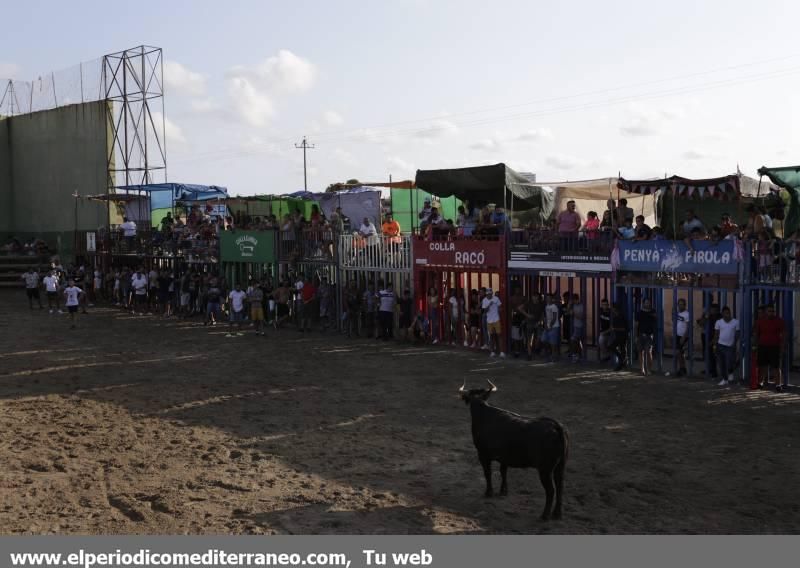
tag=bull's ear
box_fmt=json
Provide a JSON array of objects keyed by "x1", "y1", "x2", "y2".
[{"x1": 487, "y1": 379, "x2": 497, "y2": 392}]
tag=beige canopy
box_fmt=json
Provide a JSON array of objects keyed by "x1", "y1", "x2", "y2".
[{"x1": 542, "y1": 177, "x2": 658, "y2": 227}]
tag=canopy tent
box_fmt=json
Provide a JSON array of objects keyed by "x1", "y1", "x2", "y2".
[
  {"x1": 85, "y1": 193, "x2": 149, "y2": 226},
  {"x1": 618, "y1": 175, "x2": 740, "y2": 199},
  {"x1": 390, "y1": 187, "x2": 463, "y2": 232},
  {"x1": 620, "y1": 173, "x2": 790, "y2": 238},
  {"x1": 117, "y1": 183, "x2": 228, "y2": 227},
  {"x1": 225, "y1": 188, "x2": 382, "y2": 228},
  {"x1": 757, "y1": 165, "x2": 800, "y2": 236},
  {"x1": 414, "y1": 163, "x2": 554, "y2": 217},
  {"x1": 313, "y1": 187, "x2": 382, "y2": 227},
  {"x1": 541, "y1": 178, "x2": 657, "y2": 227},
  {"x1": 225, "y1": 196, "x2": 317, "y2": 222}
]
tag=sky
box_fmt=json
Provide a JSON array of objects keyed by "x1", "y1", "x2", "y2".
[{"x1": 2, "y1": 0, "x2": 799, "y2": 195}]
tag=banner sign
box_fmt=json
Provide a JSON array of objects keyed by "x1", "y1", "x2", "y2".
[
  {"x1": 617, "y1": 239, "x2": 738, "y2": 274},
  {"x1": 412, "y1": 238, "x2": 504, "y2": 271},
  {"x1": 220, "y1": 230, "x2": 276, "y2": 263},
  {"x1": 86, "y1": 232, "x2": 96, "y2": 253}
]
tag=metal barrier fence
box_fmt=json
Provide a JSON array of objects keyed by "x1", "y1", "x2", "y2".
[
  {"x1": 338, "y1": 234, "x2": 411, "y2": 271},
  {"x1": 278, "y1": 229, "x2": 337, "y2": 264}
]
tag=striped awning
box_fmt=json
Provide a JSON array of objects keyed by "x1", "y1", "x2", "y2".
[{"x1": 617, "y1": 175, "x2": 741, "y2": 200}]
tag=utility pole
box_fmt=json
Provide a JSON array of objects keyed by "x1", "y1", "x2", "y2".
[{"x1": 295, "y1": 136, "x2": 315, "y2": 191}]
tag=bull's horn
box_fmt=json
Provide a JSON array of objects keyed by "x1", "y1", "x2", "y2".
[
  {"x1": 487, "y1": 379, "x2": 497, "y2": 391},
  {"x1": 458, "y1": 380, "x2": 466, "y2": 392}
]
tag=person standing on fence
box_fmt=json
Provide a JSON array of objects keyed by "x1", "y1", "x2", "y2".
[
  {"x1": 482, "y1": 288, "x2": 505, "y2": 358},
  {"x1": 568, "y1": 294, "x2": 585, "y2": 362},
  {"x1": 397, "y1": 289, "x2": 413, "y2": 342},
  {"x1": 120, "y1": 217, "x2": 137, "y2": 251},
  {"x1": 377, "y1": 280, "x2": 396, "y2": 341},
  {"x1": 544, "y1": 294, "x2": 561, "y2": 362},
  {"x1": 427, "y1": 286, "x2": 441, "y2": 345},
  {"x1": 21, "y1": 267, "x2": 43, "y2": 310},
  {"x1": 468, "y1": 289, "x2": 482, "y2": 349},
  {"x1": 635, "y1": 298, "x2": 657, "y2": 376},
  {"x1": 509, "y1": 287, "x2": 526, "y2": 357},
  {"x1": 598, "y1": 298, "x2": 613, "y2": 362},
  {"x1": 299, "y1": 277, "x2": 316, "y2": 333},
  {"x1": 317, "y1": 277, "x2": 332, "y2": 332},
  {"x1": 345, "y1": 282, "x2": 362, "y2": 338},
  {"x1": 556, "y1": 200, "x2": 582, "y2": 252},
  {"x1": 697, "y1": 303, "x2": 721, "y2": 381},
  {"x1": 363, "y1": 283, "x2": 377, "y2": 338},
  {"x1": 674, "y1": 298, "x2": 691, "y2": 377},
  {"x1": 754, "y1": 304, "x2": 787, "y2": 392},
  {"x1": 712, "y1": 306, "x2": 740, "y2": 386}
]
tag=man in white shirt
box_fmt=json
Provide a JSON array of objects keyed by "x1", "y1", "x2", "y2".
[
  {"x1": 713, "y1": 306, "x2": 740, "y2": 386},
  {"x1": 63, "y1": 278, "x2": 84, "y2": 329},
  {"x1": 674, "y1": 298, "x2": 691, "y2": 377},
  {"x1": 359, "y1": 217, "x2": 379, "y2": 247},
  {"x1": 21, "y1": 267, "x2": 43, "y2": 310},
  {"x1": 120, "y1": 217, "x2": 137, "y2": 251},
  {"x1": 227, "y1": 283, "x2": 248, "y2": 337},
  {"x1": 481, "y1": 288, "x2": 505, "y2": 358},
  {"x1": 43, "y1": 270, "x2": 61, "y2": 313},
  {"x1": 131, "y1": 268, "x2": 148, "y2": 315}
]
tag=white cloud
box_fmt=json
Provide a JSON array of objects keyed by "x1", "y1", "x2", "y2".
[
  {"x1": 682, "y1": 149, "x2": 711, "y2": 160},
  {"x1": 0, "y1": 62, "x2": 19, "y2": 79},
  {"x1": 387, "y1": 156, "x2": 414, "y2": 175},
  {"x1": 152, "y1": 112, "x2": 186, "y2": 144},
  {"x1": 224, "y1": 50, "x2": 316, "y2": 126},
  {"x1": 190, "y1": 98, "x2": 221, "y2": 113},
  {"x1": 164, "y1": 61, "x2": 206, "y2": 97},
  {"x1": 334, "y1": 148, "x2": 359, "y2": 167},
  {"x1": 413, "y1": 119, "x2": 459, "y2": 141},
  {"x1": 469, "y1": 138, "x2": 501, "y2": 151},
  {"x1": 545, "y1": 153, "x2": 587, "y2": 171},
  {"x1": 620, "y1": 104, "x2": 685, "y2": 137},
  {"x1": 228, "y1": 50, "x2": 316, "y2": 94},
  {"x1": 517, "y1": 128, "x2": 553, "y2": 141},
  {"x1": 228, "y1": 77, "x2": 275, "y2": 127},
  {"x1": 323, "y1": 110, "x2": 344, "y2": 126}
]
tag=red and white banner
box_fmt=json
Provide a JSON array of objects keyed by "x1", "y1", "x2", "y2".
[{"x1": 412, "y1": 238, "x2": 505, "y2": 271}]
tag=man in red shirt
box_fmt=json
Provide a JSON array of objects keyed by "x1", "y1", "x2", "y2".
[{"x1": 754, "y1": 304, "x2": 786, "y2": 392}]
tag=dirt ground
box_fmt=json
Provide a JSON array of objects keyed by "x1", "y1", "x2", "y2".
[{"x1": 0, "y1": 290, "x2": 799, "y2": 535}]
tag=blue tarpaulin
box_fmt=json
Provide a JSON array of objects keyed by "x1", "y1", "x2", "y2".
[{"x1": 117, "y1": 183, "x2": 228, "y2": 210}]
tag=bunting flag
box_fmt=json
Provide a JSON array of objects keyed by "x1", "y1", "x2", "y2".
[{"x1": 617, "y1": 175, "x2": 740, "y2": 200}]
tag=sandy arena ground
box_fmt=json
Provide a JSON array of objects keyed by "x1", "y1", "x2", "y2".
[{"x1": 0, "y1": 290, "x2": 799, "y2": 534}]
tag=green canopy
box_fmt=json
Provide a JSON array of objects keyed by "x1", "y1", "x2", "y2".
[{"x1": 758, "y1": 165, "x2": 800, "y2": 236}]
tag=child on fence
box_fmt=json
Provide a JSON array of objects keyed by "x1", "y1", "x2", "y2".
[{"x1": 756, "y1": 230, "x2": 774, "y2": 282}]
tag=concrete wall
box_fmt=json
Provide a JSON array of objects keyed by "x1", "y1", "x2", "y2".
[
  {"x1": 0, "y1": 101, "x2": 110, "y2": 258},
  {"x1": 0, "y1": 118, "x2": 11, "y2": 235}
]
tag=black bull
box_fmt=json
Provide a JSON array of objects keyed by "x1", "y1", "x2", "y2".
[{"x1": 461, "y1": 380, "x2": 570, "y2": 521}]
